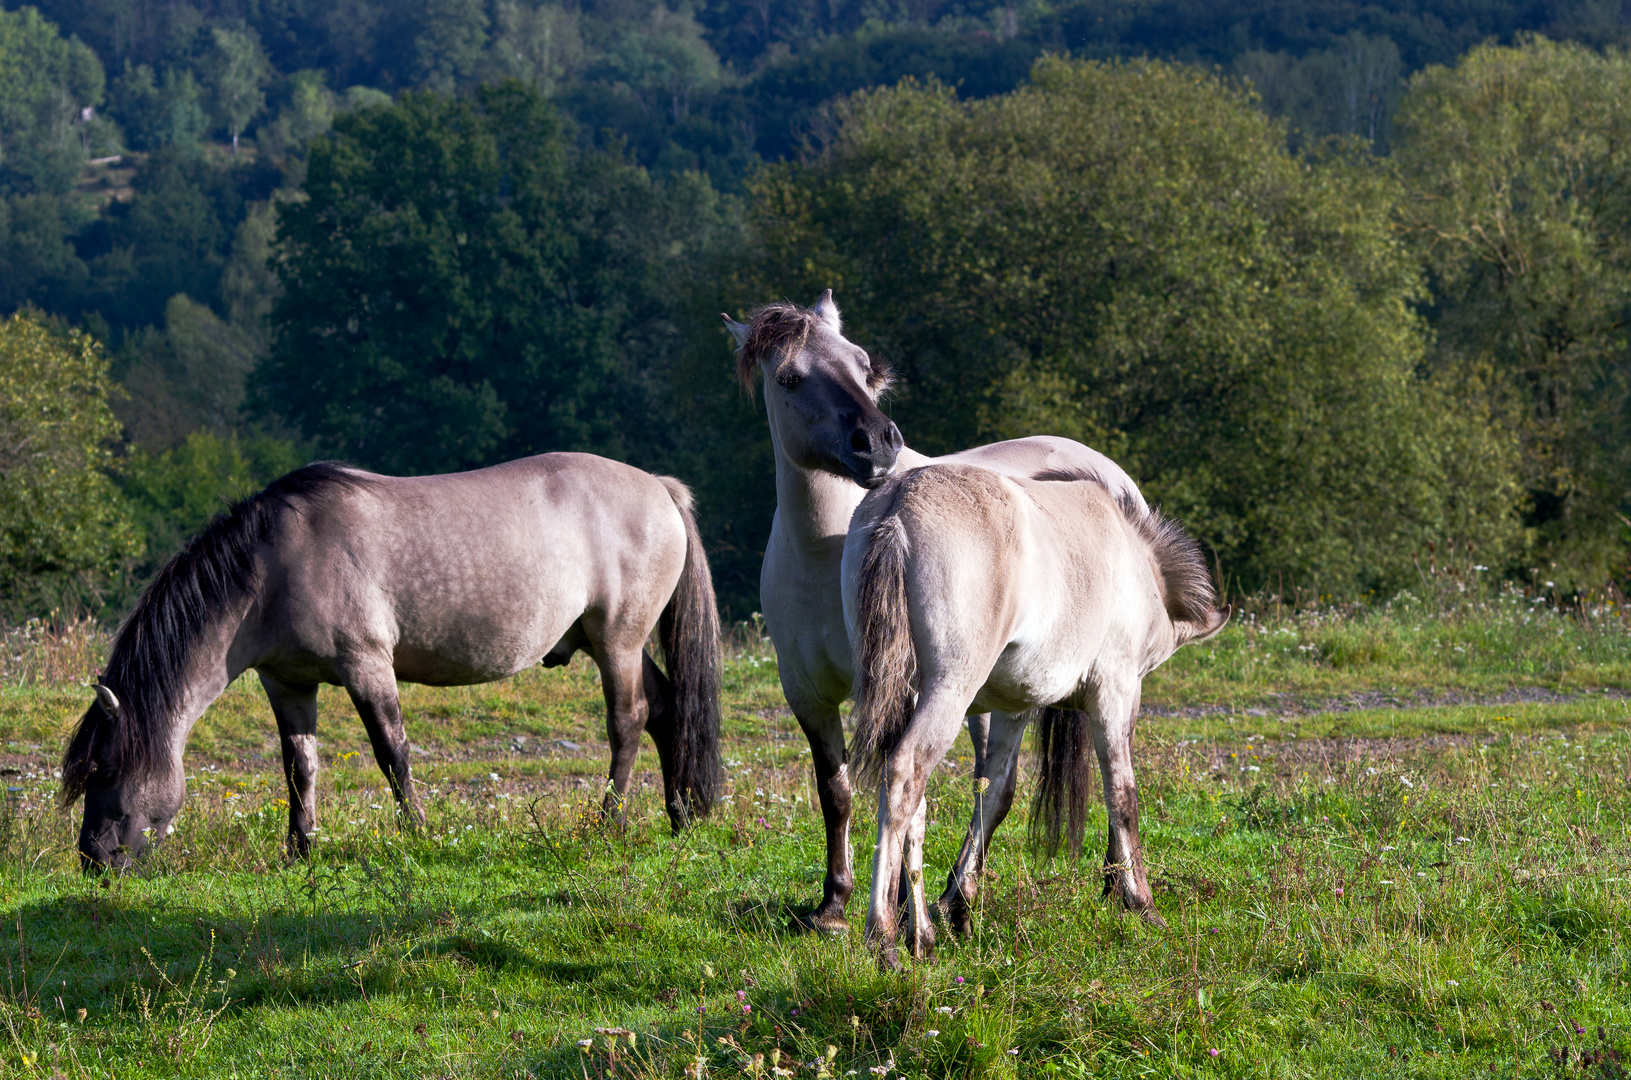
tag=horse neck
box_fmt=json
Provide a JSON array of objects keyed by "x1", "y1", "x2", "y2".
[
  {"x1": 769, "y1": 429, "x2": 868, "y2": 548},
  {"x1": 157, "y1": 598, "x2": 257, "y2": 760}
]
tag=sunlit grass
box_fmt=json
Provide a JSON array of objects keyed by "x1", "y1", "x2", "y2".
[{"x1": 0, "y1": 599, "x2": 1624, "y2": 1077}]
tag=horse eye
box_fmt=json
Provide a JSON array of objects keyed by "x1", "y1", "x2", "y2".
[{"x1": 777, "y1": 371, "x2": 802, "y2": 390}]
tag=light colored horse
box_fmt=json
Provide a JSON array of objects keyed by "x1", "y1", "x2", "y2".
[
  {"x1": 723, "y1": 292, "x2": 1148, "y2": 933},
  {"x1": 844, "y1": 464, "x2": 1229, "y2": 964},
  {"x1": 62, "y1": 454, "x2": 722, "y2": 868}
]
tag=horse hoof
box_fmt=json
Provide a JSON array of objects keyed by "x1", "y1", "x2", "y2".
[
  {"x1": 791, "y1": 910, "x2": 851, "y2": 936},
  {"x1": 935, "y1": 897, "x2": 974, "y2": 937}
]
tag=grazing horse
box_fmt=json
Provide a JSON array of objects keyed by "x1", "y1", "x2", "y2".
[
  {"x1": 844, "y1": 464, "x2": 1229, "y2": 964},
  {"x1": 61, "y1": 454, "x2": 722, "y2": 869},
  {"x1": 723, "y1": 292, "x2": 1147, "y2": 934}
]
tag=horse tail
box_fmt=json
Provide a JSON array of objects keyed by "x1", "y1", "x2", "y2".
[
  {"x1": 849, "y1": 500, "x2": 917, "y2": 785},
  {"x1": 1029, "y1": 706, "x2": 1094, "y2": 858},
  {"x1": 655, "y1": 477, "x2": 723, "y2": 823},
  {"x1": 1118, "y1": 494, "x2": 1231, "y2": 644}
]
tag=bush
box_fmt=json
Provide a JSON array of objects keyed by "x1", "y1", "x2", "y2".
[{"x1": 740, "y1": 57, "x2": 1520, "y2": 597}]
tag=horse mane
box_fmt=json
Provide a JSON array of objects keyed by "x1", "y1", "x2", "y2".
[
  {"x1": 1033, "y1": 469, "x2": 1216, "y2": 624},
  {"x1": 60, "y1": 461, "x2": 368, "y2": 804},
  {"x1": 733, "y1": 300, "x2": 892, "y2": 397}
]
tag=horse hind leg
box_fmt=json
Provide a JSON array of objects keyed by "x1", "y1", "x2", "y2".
[
  {"x1": 1091, "y1": 683, "x2": 1164, "y2": 925},
  {"x1": 938, "y1": 710, "x2": 1027, "y2": 936},
  {"x1": 343, "y1": 661, "x2": 425, "y2": 829},
  {"x1": 589, "y1": 637, "x2": 650, "y2": 827},
  {"x1": 261, "y1": 674, "x2": 320, "y2": 857},
  {"x1": 866, "y1": 688, "x2": 968, "y2": 968},
  {"x1": 640, "y1": 652, "x2": 686, "y2": 832},
  {"x1": 899, "y1": 791, "x2": 936, "y2": 959}
]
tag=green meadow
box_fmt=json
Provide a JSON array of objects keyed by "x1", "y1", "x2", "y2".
[{"x1": 0, "y1": 593, "x2": 1627, "y2": 1078}]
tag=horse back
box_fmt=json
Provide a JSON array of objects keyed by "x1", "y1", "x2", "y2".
[{"x1": 250, "y1": 454, "x2": 688, "y2": 684}]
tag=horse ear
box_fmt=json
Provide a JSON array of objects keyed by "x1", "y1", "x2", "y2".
[
  {"x1": 94, "y1": 684, "x2": 122, "y2": 716},
  {"x1": 721, "y1": 313, "x2": 750, "y2": 348},
  {"x1": 813, "y1": 289, "x2": 841, "y2": 330}
]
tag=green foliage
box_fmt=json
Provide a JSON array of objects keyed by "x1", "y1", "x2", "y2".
[
  {"x1": 262, "y1": 79, "x2": 730, "y2": 475},
  {"x1": 0, "y1": 5, "x2": 103, "y2": 196},
  {"x1": 0, "y1": 311, "x2": 137, "y2": 603},
  {"x1": 1394, "y1": 36, "x2": 1631, "y2": 589},
  {"x1": 113, "y1": 294, "x2": 262, "y2": 451},
  {"x1": 120, "y1": 428, "x2": 303, "y2": 565},
  {"x1": 199, "y1": 27, "x2": 270, "y2": 152},
  {"x1": 107, "y1": 64, "x2": 208, "y2": 153},
  {"x1": 745, "y1": 58, "x2": 1519, "y2": 596}
]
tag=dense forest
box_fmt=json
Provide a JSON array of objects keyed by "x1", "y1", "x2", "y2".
[{"x1": 2, "y1": 0, "x2": 1630, "y2": 618}]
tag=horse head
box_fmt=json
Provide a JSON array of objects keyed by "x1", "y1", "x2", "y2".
[
  {"x1": 63, "y1": 683, "x2": 186, "y2": 871},
  {"x1": 724, "y1": 290, "x2": 903, "y2": 488}
]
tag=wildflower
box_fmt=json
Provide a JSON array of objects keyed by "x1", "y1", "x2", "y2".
[
  {"x1": 1008, "y1": 1048, "x2": 1019, "y2": 1056},
  {"x1": 1208, "y1": 1048, "x2": 1220, "y2": 1057},
  {"x1": 737, "y1": 990, "x2": 746, "y2": 1002},
  {"x1": 577, "y1": 1039, "x2": 594, "y2": 1049},
  {"x1": 935, "y1": 1006, "x2": 953, "y2": 1015},
  {"x1": 1447, "y1": 980, "x2": 1459, "y2": 987},
  {"x1": 743, "y1": 1005, "x2": 752, "y2": 1015},
  {"x1": 1334, "y1": 887, "x2": 1344, "y2": 898},
  {"x1": 954, "y1": 976, "x2": 964, "y2": 985},
  {"x1": 1575, "y1": 1024, "x2": 1587, "y2": 1036},
  {"x1": 1455, "y1": 836, "x2": 1472, "y2": 843},
  {"x1": 926, "y1": 1029, "x2": 940, "y2": 1037},
  {"x1": 1380, "y1": 880, "x2": 1394, "y2": 885}
]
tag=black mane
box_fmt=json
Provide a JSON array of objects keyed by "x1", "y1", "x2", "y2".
[{"x1": 60, "y1": 462, "x2": 366, "y2": 803}]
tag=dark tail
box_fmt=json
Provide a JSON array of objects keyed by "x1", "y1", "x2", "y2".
[
  {"x1": 1028, "y1": 706, "x2": 1095, "y2": 859},
  {"x1": 656, "y1": 478, "x2": 723, "y2": 823},
  {"x1": 849, "y1": 508, "x2": 917, "y2": 785}
]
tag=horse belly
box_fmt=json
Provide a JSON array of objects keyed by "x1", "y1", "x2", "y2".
[{"x1": 387, "y1": 560, "x2": 590, "y2": 686}]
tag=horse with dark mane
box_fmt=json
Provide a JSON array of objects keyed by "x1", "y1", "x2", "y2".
[{"x1": 61, "y1": 454, "x2": 722, "y2": 868}]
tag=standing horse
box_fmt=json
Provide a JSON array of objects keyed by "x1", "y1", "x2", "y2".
[
  {"x1": 61, "y1": 454, "x2": 722, "y2": 869},
  {"x1": 723, "y1": 292, "x2": 1147, "y2": 934},
  {"x1": 844, "y1": 464, "x2": 1229, "y2": 964}
]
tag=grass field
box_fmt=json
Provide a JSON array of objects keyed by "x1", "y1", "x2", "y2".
[{"x1": 0, "y1": 588, "x2": 1627, "y2": 1078}]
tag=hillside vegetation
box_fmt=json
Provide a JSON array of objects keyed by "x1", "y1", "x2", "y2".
[{"x1": 0, "y1": 1, "x2": 1629, "y2": 616}]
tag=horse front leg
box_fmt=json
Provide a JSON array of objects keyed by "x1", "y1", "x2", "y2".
[
  {"x1": 1092, "y1": 684, "x2": 1164, "y2": 925},
  {"x1": 343, "y1": 661, "x2": 425, "y2": 830},
  {"x1": 261, "y1": 674, "x2": 320, "y2": 858},
  {"x1": 938, "y1": 711, "x2": 1028, "y2": 935},
  {"x1": 791, "y1": 700, "x2": 854, "y2": 933}
]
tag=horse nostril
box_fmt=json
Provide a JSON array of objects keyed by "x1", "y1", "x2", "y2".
[
  {"x1": 887, "y1": 423, "x2": 903, "y2": 451},
  {"x1": 850, "y1": 428, "x2": 873, "y2": 453}
]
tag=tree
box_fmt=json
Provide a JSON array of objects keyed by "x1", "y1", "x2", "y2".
[
  {"x1": 0, "y1": 312, "x2": 138, "y2": 606},
  {"x1": 202, "y1": 27, "x2": 271, "y2": 154},
  {"x1": 0, "y1": 6, "x2": 104, "y2": 195},
  {"x1": 107, "y1": 64, "x2": 208, "y2": 152},
  {"x1": 742, "y1": 58, "x2": 1519, "y2": 596},
  {"x1": 260, "y1": 80, "x2": 728, "y2": 476},
  {"x1": 1394, "y1": 37, "x2": 1631, "y2": 588}
]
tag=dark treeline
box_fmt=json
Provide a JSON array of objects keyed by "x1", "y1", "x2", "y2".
[{"x1": 1, "y1": 0, "x2": 1629, "y2": 619}]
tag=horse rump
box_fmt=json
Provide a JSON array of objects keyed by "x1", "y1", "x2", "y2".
[{"x1": 655, "y1": 477, "x2": 723, "y2": 822}]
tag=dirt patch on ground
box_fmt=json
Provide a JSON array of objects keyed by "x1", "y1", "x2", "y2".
[{"x1": 1143, "y1": 686, "x2": 1625, "y2": 720}]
